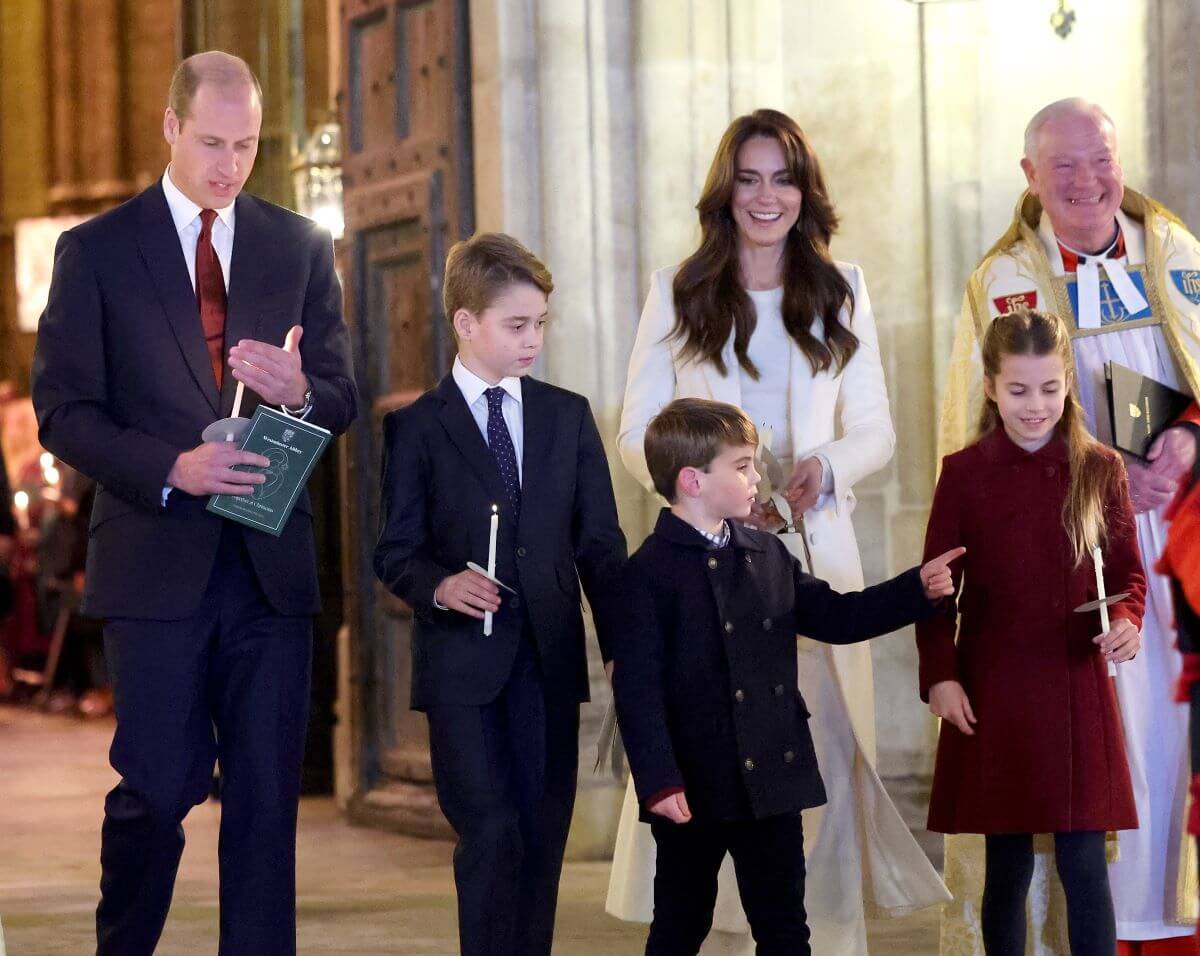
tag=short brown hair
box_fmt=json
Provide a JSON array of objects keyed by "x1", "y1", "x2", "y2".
[
  {"x1": 168, "y1": 51, "x2": 262, "y2": 124},
  {"x1": 442, "y1": 233, "x2": 554, "y2": 333},
  {"x1": 644, "y1": 398, "x2": 758, "y2": 502}
]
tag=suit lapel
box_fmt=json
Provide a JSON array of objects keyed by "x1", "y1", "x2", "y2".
[
  {"x1": 436, "y1": 376, "x2": 506, "y2": 506},
  {"x1": 135, "y1": 182, "x2": 220, "y2": 414},
  {"x1": 518, "y1": 378, "x2": 552, "y2": 530},
  {"x1": 221, "y1": 194, "x2": 270, "y2": 416}
]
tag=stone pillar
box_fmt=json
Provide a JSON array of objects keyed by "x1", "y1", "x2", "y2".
[{"x1": 1145, "y1": 0, "x2": 1200, "y2": 232}]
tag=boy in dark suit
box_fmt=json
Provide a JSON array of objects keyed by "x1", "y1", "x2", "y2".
[
  {"x1": 373, "y1": 233, "x2": 627, "y2": 956},
  {"x1": 611, "y1": 398, "x2": 962, "y2": 956}
]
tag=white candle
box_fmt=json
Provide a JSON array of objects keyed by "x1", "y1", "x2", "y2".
[
  {"x1": 484, "y1": 504, "x2": 499, "y2": 637},
  {"x1": 13, "y1": 490, "x2": 28, "y2": 532},
  {"x1": 1093, "y1": 546, "x2": 1117, "y2": 678}
]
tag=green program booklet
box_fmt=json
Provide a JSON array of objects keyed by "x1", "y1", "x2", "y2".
[{"x1": 206, "y1": 405, "x2": 331, "y2": 536}]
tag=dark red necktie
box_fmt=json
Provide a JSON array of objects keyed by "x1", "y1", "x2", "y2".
[{"x1": 196, "y1": 208, "x2": 227, "y2": 387}]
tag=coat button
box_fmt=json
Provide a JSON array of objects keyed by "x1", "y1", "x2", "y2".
[
  {"x1": 762, "y1": 618, "x2": 773, "y2": 631},
  {"x1": 784, "y1": 750, "x2": 795, "y2": 763},
  {"x1": 734, "y1": 689, "x2": 745, "y2": 703},
  {"x1": 510, "y1": 597, "x2": 521, "y2": 610},
  {"x1": 774, "y1": 684, "x2": 785, "y2": 696},
  {"x1": 743, "y1": 758, "x2": 755, "y2": 772},
  {"x1": 517, "y1": 547, "x2": 527, "y2": 557},
  {"x1": 744, "y1": 554, "x2": 752, "y2": 565},
  {"x1": 724, "y1": 621, "x2": 734, "y2": 634},
  {"x1": 708, "y1": 556, "x2": 719, "y2": 569},
  {"x1": 1045, "y1": 466, "x2": 1056, "y2": 478}
]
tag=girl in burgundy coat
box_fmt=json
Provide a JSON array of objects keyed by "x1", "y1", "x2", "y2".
[{"x1": 919, "y1": 309, "x2": 1145, "y2": 956}]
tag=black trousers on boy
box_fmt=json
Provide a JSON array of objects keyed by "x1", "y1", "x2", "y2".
[
  {"x1": 426, "y1": 632, "x2": 579, "y2": 956},
  {"x1": 647, "y1": 811, "x2": 810, "y2": 956}
]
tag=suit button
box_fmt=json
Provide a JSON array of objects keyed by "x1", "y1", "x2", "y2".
[
  {"x1": 743, "y1": 758, "x2": 755, "y2": 772},
  {"x1": 724, "y1": 621, "x2": 734, "y2": 634},
  {"x1": 734, "y1": 689, "x2": 745, "y2": 703},
  {"x1": 517, "y1": 547, "x2": 527, "y2": 557},
  {"x1": 774, "y1": 684, "x2": 784, "y2": 696},
  {"x1": 784, "y1": 750, "x2": 795, "y2": 763},
  {"x1": 708, "y1": 556, "x2": 719, "y2": 569},
  {"x1": 510, "y1": 597, "x2": 521, "y2": 610},
  {"x1": 762, "y1": 618, "x2": 773, "y2": 631}
]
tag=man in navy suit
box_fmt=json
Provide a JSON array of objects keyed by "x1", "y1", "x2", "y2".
[
  {"x1": 30, "y1": 51, "x2": 357, "y2": 955},
  {"x1": 374, "y1": 232, "x2": 627, "y2": 956}
]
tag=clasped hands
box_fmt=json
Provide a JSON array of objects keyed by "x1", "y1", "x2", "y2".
[{"x1": 166, "y1": 326, "x2": 306, "y2": 497}]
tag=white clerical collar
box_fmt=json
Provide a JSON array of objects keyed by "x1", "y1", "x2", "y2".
[
  {"x1": 161, "y1": 166, "x2": 236, "y2": 236},
  {"x1": 1036, "y1": 208, "x2": 1148, "y2": 329},
  {"x1": 452, "y1": 356, "x2": 523, "y2": 407}
]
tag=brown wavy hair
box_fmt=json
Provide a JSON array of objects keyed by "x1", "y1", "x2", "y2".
[
  {"x1": 978, "y1": 309, "x2": 1121, "y2": 565},
  {"x1": 670, "y1": 109, "x2": 858, "y2": 378}
]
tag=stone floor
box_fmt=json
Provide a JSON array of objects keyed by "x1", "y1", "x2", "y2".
[{"x1": 0, "y1": 704, "x2": 939, "y2": 954}]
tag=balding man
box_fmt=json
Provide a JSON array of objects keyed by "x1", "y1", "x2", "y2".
[
  {"x1": 31, "y1": 51, "x2": 357, "y2": 955},
  {"x1": 938, "y1": 98, "x2": 1200, "y2": 955}
]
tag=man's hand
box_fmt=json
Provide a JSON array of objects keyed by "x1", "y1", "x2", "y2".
[
  {"x1": 920, "y1": 547, "x2": 966, "y2": 600},
  {"x1": 649, "y1": 790, "x2": 692, "y2": 824},
  {"x1": 1126, "y1": 456, "x2": 1177, "y2": 513},
  {"x1": 167, "y1": 442, "x2": 270, "y2": 496},
  {"x1": 434, "y1": 569, "x2": 501, "y2": 619},
  {"x1": 1148, "y1": 425, "x2": 1197, "y2": 480},
  {"x1": 783, "y1": 456, "x2": 824, "y2": 515},
  {"x1": 928, "y1": 680, "x2": 976, "y2": 735},
  {"x1": 228, "y1": 325, "x2": 306, "y2": 407},
  {"x1": 1095, "y1": 617, "x2": 1140, "y2": 663}
]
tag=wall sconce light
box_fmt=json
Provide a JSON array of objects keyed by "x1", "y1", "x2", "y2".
[{"x1": 293, "y1": 120, "x2": 344, "y2": 241}]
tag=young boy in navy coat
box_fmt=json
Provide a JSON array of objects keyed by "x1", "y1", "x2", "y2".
[
  {"x1": 373, "y1": 233, "x2": 627, "y2": 956},
  {"x1": 611, "y1": 398, "x2": 962, "y2": 955}
]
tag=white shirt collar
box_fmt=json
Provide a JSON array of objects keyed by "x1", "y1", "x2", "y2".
[
  {"x1": 1036, "y1": 207, "x2": 1144, "y2": 275},
  {"x1": 161, "y1": 166, "x2": 236, "y2": 236},
  {"x1": 452, "y1": 356, "x2": 523, "y2": 407}
]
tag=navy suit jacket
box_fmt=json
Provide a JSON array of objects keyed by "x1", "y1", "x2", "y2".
[
  {"x1": 30, "y1": 180, "x2": 358, "y2": 620},
  {"x1": 612, "y1": 510, "x2": 933, "y2": 822},
  {"x1": 373, "y1": 373, "x2": 627, "y2": 710}
]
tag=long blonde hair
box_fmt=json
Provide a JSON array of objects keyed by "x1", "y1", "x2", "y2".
[{"x1": 978, "y1": 309, "x2": 1118, "y2": 565}]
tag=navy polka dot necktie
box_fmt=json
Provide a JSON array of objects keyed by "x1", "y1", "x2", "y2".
[{"x1": 485, "y1": 387, "x2": 521, "y2": 519}]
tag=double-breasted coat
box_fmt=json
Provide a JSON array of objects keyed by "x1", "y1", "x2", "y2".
[
  {"x1": 612, "y1": 509, "x2": 934, "y2": 823},
  {"x1": 918, "y1": 428, "x2": 1145, "y2": 834}
]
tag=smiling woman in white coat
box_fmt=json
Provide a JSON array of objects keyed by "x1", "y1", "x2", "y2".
[{"x1": 604, "y1": 108, "x2": 949, "y2": 956}]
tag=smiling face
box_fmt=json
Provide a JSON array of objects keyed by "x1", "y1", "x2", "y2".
[
  {"x1": 984, "y1": 351, "x2": 1068, "y2": 451},
  {"x1": 730, "y1": 135, "x2": 803, "y2": 258},
  {"x1": 681, "y1": 442, "x2": 761, "y2": 521},
  {"x1": 1021, "y1": 109, "x2": 1123, "y2": 252},
  {"x1": 453, "y1": 281, "x2": 548, "y2": 383},
  {"x1": 163, "y1": 80, "x2": 262, "y2": 209}
]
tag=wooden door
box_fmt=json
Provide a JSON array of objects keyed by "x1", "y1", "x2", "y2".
[{"x1": 339, "y1": 0, "x2": 472, "y2": 836}]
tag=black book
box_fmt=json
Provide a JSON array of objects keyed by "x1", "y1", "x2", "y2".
[{"x1": 1105, "y1": 361, "x2": 1193, "y2": 460}]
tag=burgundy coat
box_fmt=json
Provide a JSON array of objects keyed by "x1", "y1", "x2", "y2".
[{"x1": 918, "y1": 428, "x2": 1145, "y2": 835}]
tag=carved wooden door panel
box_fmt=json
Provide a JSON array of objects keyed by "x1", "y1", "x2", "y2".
[{"x1": 339, "y1": 0, "x2": 471, "y2": 836}]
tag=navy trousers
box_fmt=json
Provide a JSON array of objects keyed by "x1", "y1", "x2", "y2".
[
  {"x1": 96, "y1": 524, "x2": 312, "y2": 956},
  {"x1": 426, "y1": 633, "x2": 580, "y2": 956}
]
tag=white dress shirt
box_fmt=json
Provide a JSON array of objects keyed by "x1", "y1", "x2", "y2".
[
  {"x1": 451, "y1": 356, "x2": 524, "y2": 484},
  {"x1": 161, "y1": 165, "x2": 235, "y2": 292}
]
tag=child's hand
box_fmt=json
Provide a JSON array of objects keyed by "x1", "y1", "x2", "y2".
[
  {"x1": 920, "y1": 547, "x2": 966, "y2": 600},
  {"x1": 434, "y1": 569, "x2": 501, "y2": 619},
  {"x1": 1094, "y1": 618, "x2": 1140, "y2": 663},
  {"x1": 649, "y1": 790, "x2": 692, "y2": 824},
  {"x1": 929, "y1": 680, "x2": 977, "y2": 736}
]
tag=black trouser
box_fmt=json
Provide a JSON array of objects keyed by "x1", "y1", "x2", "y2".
[
  {"x1": 982, "y1": 831, "x2": 1115, "y2": 956},
  {"x1": 96, "y1": 525, "x2": 313, "y2": 956},
  {"x1": 646, "y1": 812, "x2": 809, "y2": 956},
  {"x1": 426, "y1": 633, "x2": 579, "y2": 956}
]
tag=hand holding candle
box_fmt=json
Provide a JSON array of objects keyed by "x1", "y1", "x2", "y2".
[{"x1": 1093, "y1": 546, "x2": 1118, "y2": 678}]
